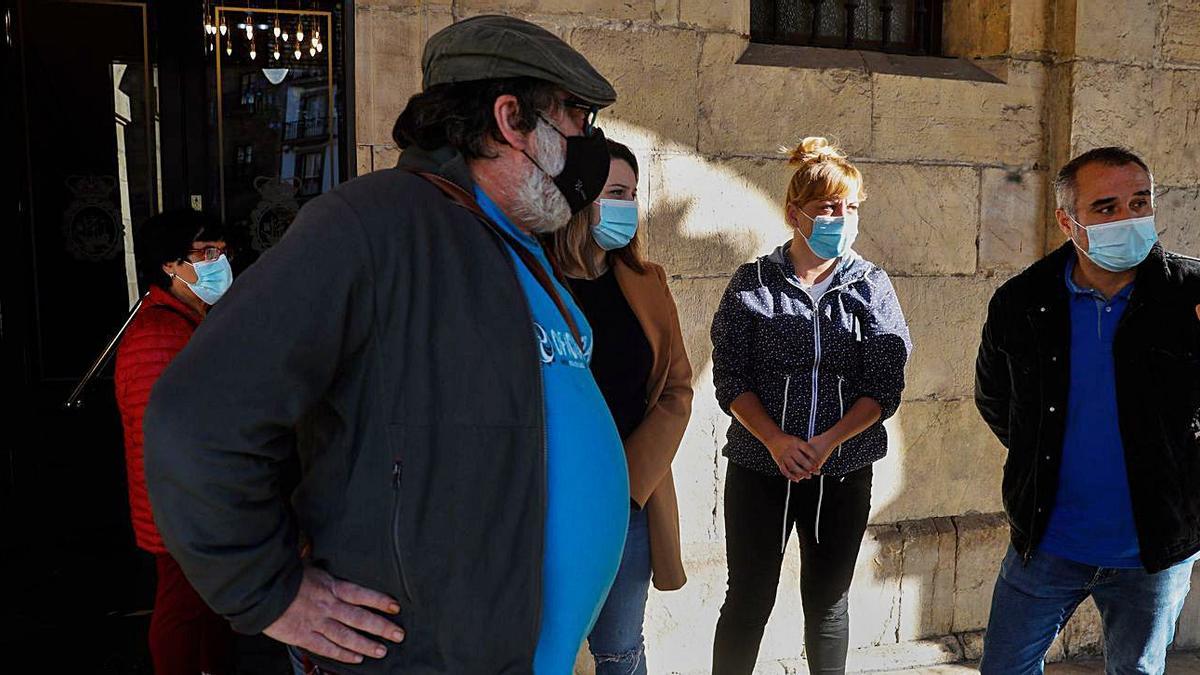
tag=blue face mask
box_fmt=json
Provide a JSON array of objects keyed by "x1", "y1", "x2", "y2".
[
  {"x1": 180, "y1": 255, "x2": 233, "y2": 305},
  {"x1": 800, "y1": 212, "x2": 859, "y2": 260},
  {"x1": 592, "y1": 198, "x2": 638, "y2": 251},
  {"x1": 1069, "y1": 214, "x2": 1158, "y2": 272}
]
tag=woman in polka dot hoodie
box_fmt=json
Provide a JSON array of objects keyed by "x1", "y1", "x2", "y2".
[{"x1": 709, "y1": 137, "x2": 912, "y2": 675}]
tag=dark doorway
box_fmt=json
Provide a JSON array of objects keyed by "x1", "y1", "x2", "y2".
[{"x1": 3, "y1": 0, "x2": 353, "y2": 670}]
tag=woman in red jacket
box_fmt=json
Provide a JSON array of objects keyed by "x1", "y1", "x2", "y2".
[{"x1": 115, "y1": 209, "x2": 234, "y2": 675}]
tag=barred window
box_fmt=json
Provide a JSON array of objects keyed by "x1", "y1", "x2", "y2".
[{"x1": 750, "y1": 0, "x2": 943, "y2": 56}]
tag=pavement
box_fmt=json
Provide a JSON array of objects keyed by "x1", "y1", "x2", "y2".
[{"x1": 871, "y1": 652, "x2": 1200, "y2": 674}]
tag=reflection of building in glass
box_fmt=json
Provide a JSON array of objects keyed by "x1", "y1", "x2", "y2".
[
  {"x1": 204, "y1": 4, "x2": 346, "y2": 258},
  {"x1": 219, "y1": 58, "x2": 287, "y2": 250},
  {"x1": 280, "y1": 71, "x2": 335, "y2": 198},
  {"x1": 216, "y1": 28, "x2": 340, "y2": 254}
]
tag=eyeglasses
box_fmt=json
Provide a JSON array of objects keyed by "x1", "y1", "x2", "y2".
[
  {"x1": 189, "y1": 246, "x2": 227, "y2": 262},
  {"x1": 560, "y1": 97, "x2": 600, "y2": 137}
]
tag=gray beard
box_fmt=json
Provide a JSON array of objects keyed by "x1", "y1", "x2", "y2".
[{"x1": 511, "y1": 121, "x2": 572, "y2": 234}]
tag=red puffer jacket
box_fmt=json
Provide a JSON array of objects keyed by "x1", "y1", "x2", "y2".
[{"x1": 114, "y1": 285, "x2": 202, "y2": 553}]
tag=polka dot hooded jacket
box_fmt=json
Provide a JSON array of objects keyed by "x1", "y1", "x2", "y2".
[{"x1": 710, "y1": 242, "x2": 912, "y2": 478}]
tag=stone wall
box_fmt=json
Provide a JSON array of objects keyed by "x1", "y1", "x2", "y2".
[{"x1": 352, "y1": 0, "x2": 1200, "y2": 671}]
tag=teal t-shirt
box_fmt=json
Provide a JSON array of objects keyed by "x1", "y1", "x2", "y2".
[{"x1": 475, "y1": 188, "x2": 629, "y2": 673}]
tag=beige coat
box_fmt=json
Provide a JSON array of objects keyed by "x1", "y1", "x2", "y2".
[{"x1": 612, "y1": 258, "x2": 693, "y2": 591}]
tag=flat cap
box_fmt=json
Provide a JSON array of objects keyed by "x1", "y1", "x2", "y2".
[{"x1": 421, "y1": 15, "x2": 616, "y2": 107}]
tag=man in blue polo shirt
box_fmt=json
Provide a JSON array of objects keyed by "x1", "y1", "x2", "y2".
[{"x1": 976, "y1": 147, "x2": 1200, "y2": 674}]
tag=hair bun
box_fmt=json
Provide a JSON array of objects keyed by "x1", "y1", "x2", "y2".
[{"x1": 786, "y1": 137, "x2": 845, "y2": 166}]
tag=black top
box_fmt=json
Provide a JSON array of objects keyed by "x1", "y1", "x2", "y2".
[{"x1": 568, "y1": 268, "x2": 653, "y2": 440}]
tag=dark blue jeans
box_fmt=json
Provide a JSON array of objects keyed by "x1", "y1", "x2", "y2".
[
  {"x1": 587, "y1": 507, "x2": 651, "y2": 675},
  {"x1": 981, "y1": 545, "x2": 1194, "y2": 675}
]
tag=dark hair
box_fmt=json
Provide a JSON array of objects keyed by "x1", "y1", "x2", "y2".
[
  {"x1": 546, "y1": 138, "x2": 648, "y2": 277},
  {"x1": 1054, "y1": 146, "x2": 1153, "y2": 216},
  {"x1": 134, "y1": 209, "x2": 224, "y2": 293},
  {"x1": 604, "y1": 139, "x2": 645, "y2": 274},
  {"x1": 607, "y1": 138, "x2": 638, "y2": 180},
  {"x1": 392, "y1": 78, "x2": 560, "y2": 160}
]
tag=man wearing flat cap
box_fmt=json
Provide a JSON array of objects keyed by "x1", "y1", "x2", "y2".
[{"x1": 144, "y1": 15, "x2": 628, "y2": 674}]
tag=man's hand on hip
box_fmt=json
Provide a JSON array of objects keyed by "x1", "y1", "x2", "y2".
[{"x1": 264, "y1": 566, "x2": 405, "y2": 664}]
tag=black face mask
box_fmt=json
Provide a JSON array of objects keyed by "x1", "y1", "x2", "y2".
[{"x1": 523, "y1": 115, "x2": 610, "y2": 215}]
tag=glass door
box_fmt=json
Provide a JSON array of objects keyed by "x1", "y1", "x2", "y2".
[{"x1": 207, "y1": 3, "x2": 344, "y2": 264}]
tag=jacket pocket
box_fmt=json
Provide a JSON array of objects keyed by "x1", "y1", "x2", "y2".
[{"x1": 384, "y1": 421, "x2": 544, "y2": 641}]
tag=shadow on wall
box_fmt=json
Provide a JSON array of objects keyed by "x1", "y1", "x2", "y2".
[{"x1": 648, "y1": 194, "x2": 750, "y2": 378}]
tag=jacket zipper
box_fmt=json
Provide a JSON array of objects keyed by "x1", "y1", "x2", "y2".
[
  {"x1": 775, "y1": 263, "x2": 858, "y2": 548},
  {"x1": 807, "y1": 285, "x2": 834, "y2": 545},
  {"x1": 778, "y1": 271, "x2": 852, "y2": 444},
  {"x1": 391, "y1": 460, "x2": 414, "y2": 602},
  {"x1": 808, "y1": 301, "x2": 823, "y2": 442}
]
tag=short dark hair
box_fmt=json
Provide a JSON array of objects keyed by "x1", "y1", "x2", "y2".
[
  {"x1": 392, "y1": 78, "x2": 560, "y2": 160},
  {"x1": 134, "y1": 209, "x2": 224, "y2": 293},
  {"x1": 1054, "y1": 146, "x2": 1153, "y2": 216}
]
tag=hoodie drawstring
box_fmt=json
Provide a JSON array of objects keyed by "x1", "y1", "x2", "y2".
[
  {"x1": 815, "y1": 475, "x2": 825, "y2": 545},
  {"x1": 780, "y1": 375, "x2": 792, "y2": 555}
]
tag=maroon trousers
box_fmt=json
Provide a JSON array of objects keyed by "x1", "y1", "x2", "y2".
[{"x1": 150, "y1": 553, "x2": 235, "y2": 675}]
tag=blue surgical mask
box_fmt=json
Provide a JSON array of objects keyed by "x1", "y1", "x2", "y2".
[
  {"x1": 592, "y1": 198, "x2": 638, "y2": 251},
  {"x1": 800, "y1": 212, "x2": 859, "y2": 260},
  {"x1": 179, "y1": 255, "x2": 233, "y2": 305},
  {"x1": 1069, "y1": 214, "x2": 1158, "y2": 272}
]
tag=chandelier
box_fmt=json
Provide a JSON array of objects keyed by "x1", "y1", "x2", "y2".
[{"x1": 202, "y1": 2, "x2": 326, "y2": 62}]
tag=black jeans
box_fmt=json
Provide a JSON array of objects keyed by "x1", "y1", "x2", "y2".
[{"x1": 713, "y1": 461, "x2": 873, "y2": 675}]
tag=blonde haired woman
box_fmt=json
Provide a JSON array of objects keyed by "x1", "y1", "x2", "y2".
[
  {"x1": 546, "y1": 139, "x2": 693, "y2": 675},
  {"x1": 709, "y1": 137, "x2": 912, "y2": 674}
]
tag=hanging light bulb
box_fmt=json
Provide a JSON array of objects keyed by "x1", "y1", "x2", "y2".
[
  {"x1": 316, "y1": 40, "x2": 323, "y2": 53},
  {"x1": 294, "y1": 45, "x2": 301, "y2": 60},
  {"x1": 296, "y1": 20, "x2": 304, "y2": 43},
  {"x1": 309, "y1": 45, "x2": 316, "y2": 57},
  {"x1": 226, "y1": 39, "x2": 233, "y2": 56},
  {"x1": 219, "y1": 15, "x2": 228, "y2": 36},
  {"x1": 273, "y1": 17, "x2": 281, "y2": 39},
  {"x1": 273, "y1": 42, "x2": 280, "y2": 60},
  {"x1": 250, "y1": 46, "x2": 257, "y2": 60},
  {"x1": 245, "y1": 15, "x2": 254, "y2": 40},
  {"x1": 311, "y1": 35, "x2": 318, "y2": 48}
]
